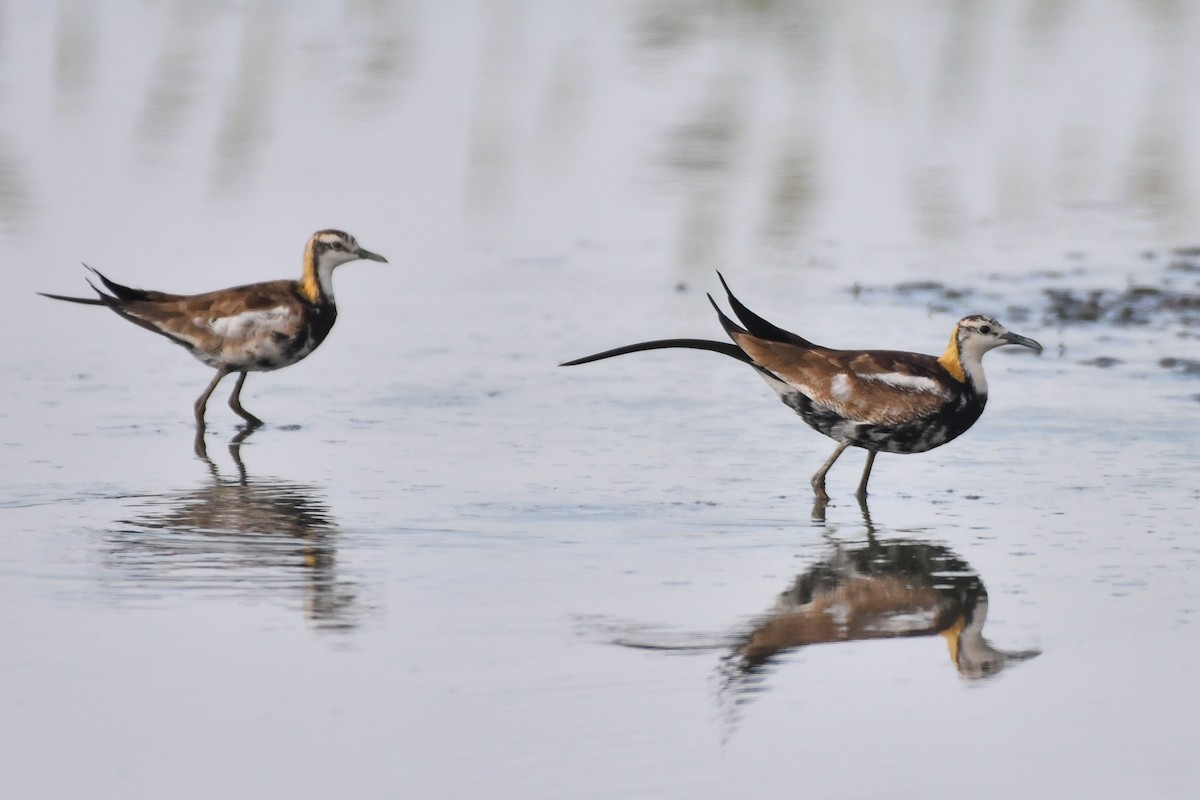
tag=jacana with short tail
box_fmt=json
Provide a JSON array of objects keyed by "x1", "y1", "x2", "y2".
[
  {"x1": 561, "y1": 274, "x2": 1042, "y2": 499},
  {"x1": 40, "y1": 229, "x2": 388, "y2": 430}
]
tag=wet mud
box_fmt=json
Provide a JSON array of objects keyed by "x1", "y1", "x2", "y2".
[{"x1": 854, "y1": 248, "x2": 1200, "y2": 381}]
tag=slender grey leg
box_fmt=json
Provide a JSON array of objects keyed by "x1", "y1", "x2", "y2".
[
  {"x1": 810, "y1": 495, "x2": 829, "y2": 524},
  {"x1": 227, "y1": 371, "x2": 263, "y2": 426},
  {"x1": 194, "y1": 428, "x2": 211, "y2": 463},
  {"x1": 857, "y1": 494, "x2": 876, "y2": 539},
  {"x1": 811, "y1": 440, "x2": 852, "y2": 500},
  {"x1": 194, "y1": 368, "x2": 231, "y2": 430},
  {"x1": 856, "y1": 450, "x2": 877, "y2": 498},
  {"x1": 227, "y1": 439, "x2": 249, "y2": 483},
  {"x1": 227, "y1": 424, "x2": 258, "y2": 483}
]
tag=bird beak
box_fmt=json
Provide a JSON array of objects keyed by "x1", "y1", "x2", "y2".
[
  {"x1": 1001, "y1": 331, "x2": 1042, "y2": 353},
  {"x1": 356, "y1": 247, "x2": 388, "y2": 263}
]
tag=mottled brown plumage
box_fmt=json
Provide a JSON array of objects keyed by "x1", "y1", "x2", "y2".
[
  {"x1": 40, "y1": 229, "x2": 387, "y2": 430},
  {"x1": 562, "y1": 273, "x2": 1042, "y2": 499},
  {"x1": 730, "y1": 339, "x2": 955, "y2": 428},
  {"x1": 97, "y1": 279, "x2": 319, "y2": 368}
]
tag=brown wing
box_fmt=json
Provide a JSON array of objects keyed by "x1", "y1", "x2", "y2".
[
  {"x1": 732, "y1": 333, "x2": 955, "y2": 426},
  {"x1": 107, "y1": 280, "x2": 308, "y2": 352}
]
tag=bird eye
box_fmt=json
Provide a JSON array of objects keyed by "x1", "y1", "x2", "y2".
[
  {"x1": 331, "y1": 241, "x2": 345, "y2": 251},
  {"x1": 979, "y1": 324, "x2": 992, "y2": 335}
]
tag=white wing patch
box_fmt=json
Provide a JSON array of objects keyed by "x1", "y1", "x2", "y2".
[
  {"x1": 831, "y1": 373, "x2": 852, "y2": 400},
  {"x1": 203, "y1": 307, "x2": 295, "y2": 339},
  {"x1": 859, "y1": 371, "x2": 948, "y2": 396}
]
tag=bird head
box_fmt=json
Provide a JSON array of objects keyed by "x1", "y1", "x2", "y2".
[
  {"x1": 939, "y1": 315, "x2": 1041, "y2": 391},
  {"x1": 955, "y1": 315, "x2": 1043, "y2": 361},
  {"x1": 301, "y1": 230, "x2": 388, "y2": 303},
  {"x1": 310, "y1": 229, "x2": 388, "y2": 270}
]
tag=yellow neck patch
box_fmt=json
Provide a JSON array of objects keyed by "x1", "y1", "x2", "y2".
[
  {"x1": 937, "y1": 329, "x2": 966, "y2": 382},
  {"x1": 940, "y1": 613, "x2": 967, "y2": 666},
  {"x1": 299, "y1": 239, "x2": 321, "y2": 304}
]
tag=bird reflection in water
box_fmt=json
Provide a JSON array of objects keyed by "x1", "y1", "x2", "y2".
[
  {"x1": 703, "y1": 519, "x2": 1040, "y2": 736},
  {"x1": 727, "y1": 537, "x2": 1037, "y2": 679},
  {"x1": 102, "y1": 428, "x2": 364, "y2": 632},
  {"x1": 594, "y1": 499, "x2": 1039, "y2": 730}
]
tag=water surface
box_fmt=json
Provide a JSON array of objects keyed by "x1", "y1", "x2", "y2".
[{"x1": 1, "y1": 3, "x2": 1198, "y2": 798}]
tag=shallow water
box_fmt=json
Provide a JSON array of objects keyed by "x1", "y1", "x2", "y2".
[{"x1": 1, "y1": 3, "x2": 1198, "y2": 798}]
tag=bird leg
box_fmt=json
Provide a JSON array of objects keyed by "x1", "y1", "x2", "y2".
[
  {"x1": 228, "y1": 423, "x2": 259, "y2": 483},
  {"x1": 194, "y1": 367, "x2": 232, "y2": 430},
  {"x1": 856, "y1": 451, "x2": 877, "y2": 499},
  {"x1": 856, "y1": 492, "x2": 876, "y2": 537},
  {"x1": 227, "y1": 436, "x2": 250, "y2": 484},
  {"x1": 227, "y1": 371, "x2": 263, "y2": 426},
  {"x1": 811, "y1": 440, "x2": 853, "y2": 500},
  {"x1": 810, "y1": 495, "x2": 830, "y2": 523},
  {"x1": 193, "y1": 428, "x2": 211, "y2": 463}
]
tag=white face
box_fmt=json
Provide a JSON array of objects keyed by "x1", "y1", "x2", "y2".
[
  {"x1": 958, "y1": 315, "x2": 1011, "y2": 361},
  {"x1": 315, "y1": 232, "x2": 362, "y2": 269},
  {"x1": 957, "y1": 315, "x2": 1042, "y2": 362},
  {"x1": 306, "y1": 230, "x2": 387, "y2": 300},
  {"x1": 954, "y1": 315, "x2": 1042, "y2": 394}
]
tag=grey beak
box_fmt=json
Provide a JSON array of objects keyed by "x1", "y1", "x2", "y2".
[
  {"x1": 357, "y1": 247, "x2": 388, "y2": 263},
  {"x1": 1001, "y1": 331, "x2": 1042, "y2": 353}
]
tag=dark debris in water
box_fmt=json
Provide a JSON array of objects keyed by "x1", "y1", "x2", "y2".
[
  {"x1": 852, "y1": 247, "x2": 1199, "y2": 334},
  {"x1": 850, "y1": 280, "x2": 981, "y2": 313},
  {"x1": 851, "y1": 280, "x2": 973, "y2": 302},
  {"x1": 1159, "y1": 357, "x2": 1200, "y2": 376},
  {"x1": 1080, "y1": 356, "x2": 1123, "y2": 369},
  {"x1": 895, "y1": 280, "x2": 971, "y2": 300},
  {"x1": 1043, "y1": 285, "x2": 1200, "y2": 327},
  {"x1": 1004, "y1": 304, "x2": 1032, "y2": 322}
]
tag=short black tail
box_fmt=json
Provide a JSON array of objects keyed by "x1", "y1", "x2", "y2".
[{"x1": 560, "y1": 338, "x2": 753, "y2": 367}]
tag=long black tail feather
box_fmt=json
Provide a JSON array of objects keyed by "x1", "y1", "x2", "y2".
[
  {"x1": 707, "y1": 293, "x2": 746, "y2": 341},
  {"x1": 85, "y1": 265, "x2": 174, "y2": 302},
  {"x1": 716, "y1": 271, "x2": 815, "y2": 348},
  {"x1": 40, "y1": 264, "x2": 180, "y2": 306},
  {"x1": 38, "y1": 276, "x2": 115, "y2": 306},
  {"x1": 562, "y1": 272, "x2": 815, "y2": 372},
  {"x1": 560, "y1": 338, "x2": 753, "y2": 367},
  {"x1": 37, "y1": 291, "x2": 107, "y2": 306}
]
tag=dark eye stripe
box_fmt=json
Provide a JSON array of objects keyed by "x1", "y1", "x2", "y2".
[{"x1": 319, "y1": 237, "x2": 354, "y2": 252}]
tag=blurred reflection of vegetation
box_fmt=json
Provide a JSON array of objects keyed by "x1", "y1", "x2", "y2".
[
  {"x1": 102, "y1": 436, "x2": 364, "y2": 633},
  {"x1": 0, "y1": 140, "x2": 34, "y2": 236},
  {"x1": 209, "y1": 1, "x2": 283, "y2": 198},
  {"x1": 53, "y1": 0, "x2": 99, "y2": 108},
  {"x1": 634, "y1": 0, "x2": 1200, "y2": 261},
  {"x1": 133, "y1": 3, "x2": 217, "y2": 156},
  {"x1": 465, "y1": 0, "x2": 524, "y2": 217},
  {"x1": 20, "y1": 1, "x2": 1200, "y2": 246}
]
